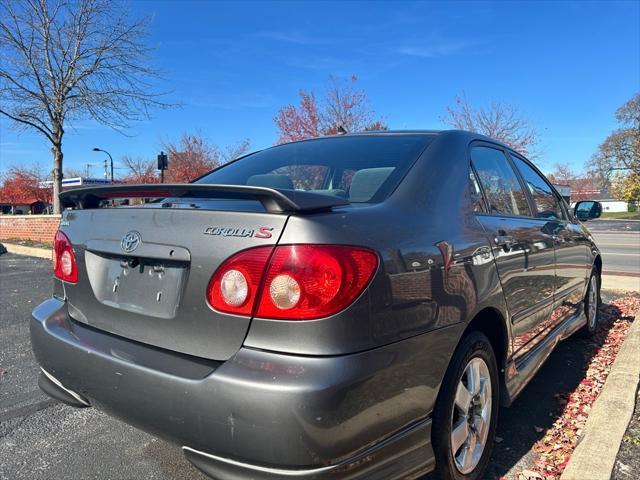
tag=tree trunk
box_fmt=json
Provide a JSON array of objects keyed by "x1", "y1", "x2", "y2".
[{"x1": 51, "y1": 141, "x2": 63, "y2": 214}]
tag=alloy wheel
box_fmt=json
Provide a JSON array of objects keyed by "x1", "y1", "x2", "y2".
[{"x1": 450, "y1": 357, "x2": 492, "y2": 474}]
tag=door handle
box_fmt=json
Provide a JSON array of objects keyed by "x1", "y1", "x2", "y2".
[{"x1": 495, "y1": 235, "x2": 516, "y2": 248}]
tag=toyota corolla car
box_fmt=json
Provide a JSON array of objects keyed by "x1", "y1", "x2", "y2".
[{"x1": 31, "y1": 130, "x2": 603, "y2": 480}]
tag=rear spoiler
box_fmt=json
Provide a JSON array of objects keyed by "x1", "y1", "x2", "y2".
[{"x1": 59, "y1": 183, "x2": 350, "y2": 214}]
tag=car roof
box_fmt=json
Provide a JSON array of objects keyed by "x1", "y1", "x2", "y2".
[
  {"x1": 348, "y1": 129, "x2": 513, "y2": 149},
  {"x1": 347, "y1": 129, "x2": 443, "y2": 135},
  {"x1": 284, "y1": 129, "x2": 514, "y2": 152}
]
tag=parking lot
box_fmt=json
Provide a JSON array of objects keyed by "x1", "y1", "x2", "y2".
[{"x1": 0, "y1": 252, "x2": 635, "y2": 480}]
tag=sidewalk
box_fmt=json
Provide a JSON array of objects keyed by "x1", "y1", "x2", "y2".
[
  {"x1": 602, "y1": 275, "x2": 640, "y2": 292},
  {"x1": 561, "y1": 303, "x2": 640, "y2": 480},
  {"x1": 1, "y1": 242, "x2": 51, "y2": 259}
]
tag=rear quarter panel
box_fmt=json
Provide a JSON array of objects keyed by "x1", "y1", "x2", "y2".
[{"x1": 244, "y1": 132, "x2": 511, "y2": 392}]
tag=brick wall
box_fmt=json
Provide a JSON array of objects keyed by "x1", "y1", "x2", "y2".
[{"x1": 0, "y1": 215, "x2": 61, "y2": 244}]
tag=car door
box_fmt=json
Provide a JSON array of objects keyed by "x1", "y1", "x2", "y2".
[
  {"x1": 470, "y1": 143, "x2": 556, "y2": 358},
  {"x1": 508, "y1": 153, "x2": 589, "y2": 327}
]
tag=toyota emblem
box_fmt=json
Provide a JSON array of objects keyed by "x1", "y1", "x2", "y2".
[{"x1": 121, "y1": 231, "x2": 141, "y2": 253}]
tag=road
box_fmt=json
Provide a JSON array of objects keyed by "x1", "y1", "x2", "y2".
[
  {"x1": 0, "y1": 252, "x2": 635, "y2": 480},
  {"x1": 587, "y1": 220, "x2": 640, "y2": 276}
]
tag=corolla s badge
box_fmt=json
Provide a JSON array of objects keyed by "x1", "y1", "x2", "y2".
[
  {"x1": 203, "y1": 226, "x2": 273, "y2": 239},
  {"x1": 121, "y1": 231, "x2": 141, "y2": 253}
]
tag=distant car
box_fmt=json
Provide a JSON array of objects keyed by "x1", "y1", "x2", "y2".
[{"x1": 31, "y1": 131, "x2": 602, "y2": 480}]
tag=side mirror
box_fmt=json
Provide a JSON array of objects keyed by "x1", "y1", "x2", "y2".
[{"x1": 574, "y1": 200, "x2": 602, "y2": 221}]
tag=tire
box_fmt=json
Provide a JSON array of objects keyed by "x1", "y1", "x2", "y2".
[
  {"x1": 581, "y1": 270, "x2": 600, "y2": 337},
  {"x1": 432, "y1": 331, "x2": 499, "y2": 480}
]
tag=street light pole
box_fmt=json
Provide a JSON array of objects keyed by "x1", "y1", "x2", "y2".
[{"x1": 92, "y1": 147, "x2": 114, "y2": 183}]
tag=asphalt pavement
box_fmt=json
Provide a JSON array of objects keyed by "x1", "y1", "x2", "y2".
[
  {"x1": 0, "y1": 254, "x2": 208, "y2": 480},
  {"x1": 587, "y1": 219, "x2": 640, "y2": 276},
  {"x1": 0, "y1": 250, "x2": 637, "y2": 480},
  {"x1": 586, "y1": 219, "x2": 640, "y2": 233}
]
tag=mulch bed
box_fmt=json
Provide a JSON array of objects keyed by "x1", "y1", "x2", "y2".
[
  {"x1": 612, "y1": 388, "x2": 640, "y2": 480},
  {"x1": 515, "y1": 294, "x2": 640, "y2": 480}
]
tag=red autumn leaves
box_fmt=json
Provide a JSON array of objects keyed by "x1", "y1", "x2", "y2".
[
  {"x1": 520, "y1": 294, "x2": 640, "y2": 480},
  {"x1": 273, "y1": 76, "x2": 387, "y2": 144},
  {"x1": 0, "y1": 166, "x2": 52, "y2": 207}
]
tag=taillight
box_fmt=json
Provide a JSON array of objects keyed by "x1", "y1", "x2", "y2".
[
  {"x1": 53, "y1": 230, "x2": 78, "y2": 283},
  {"x1": 206, "y1": 245, "x2": 378, "y2": 320},
  {"x1": 206, "y1": 246, "x2": 273, "y2": 316}
]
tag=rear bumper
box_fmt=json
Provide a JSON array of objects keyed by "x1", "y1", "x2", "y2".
[
  {"x1": 30, "y1": 298, "x2": 445, "y2": 480},
  {"x1": 182, "y1": 420, "x2": 432, "y2": 480}
]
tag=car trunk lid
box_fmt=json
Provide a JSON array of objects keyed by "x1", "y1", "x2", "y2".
[
  {"x1": 59, "y1": 205, "x2": 288, "y2": 361},
  {"x1": 57, "y1": 185, "x2": 347, "y2": 360}
]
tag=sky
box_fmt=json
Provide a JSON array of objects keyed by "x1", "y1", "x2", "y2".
[{"x1": 0, "y1": 0, "x2": 638, "y2": 178}]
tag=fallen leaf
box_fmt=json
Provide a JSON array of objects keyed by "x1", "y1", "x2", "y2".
[
  {"x1": 519, "y1": 469, "x2": 544, "y2": 480},
  {"x1": 524, "y1": 294, "x2": 640, "y2": 478}
]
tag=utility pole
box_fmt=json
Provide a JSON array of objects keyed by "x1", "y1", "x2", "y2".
[
  {"x1": 83, "y1": 163, "x2": 94, "y2": 178},
  {"x1": 93, "y1": 147, "x2": 114, "y2": 183}
]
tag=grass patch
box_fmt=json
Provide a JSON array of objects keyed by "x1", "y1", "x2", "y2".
[{"x1": 600, "y1": 211, "x2": 640, "y2": 220}]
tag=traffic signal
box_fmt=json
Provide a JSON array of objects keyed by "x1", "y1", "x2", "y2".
[{"x1": 157, "y1": 151, "x2": 168, "y2": 171}]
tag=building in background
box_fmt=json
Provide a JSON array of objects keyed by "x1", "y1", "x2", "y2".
[
  {"x1": 39, "y1": 176, "x2": 112, "y2": 189},
  {"x1": 592, "y1": 199, "x2": 631, "y2": 213},
  {"x1": 0, "y1": 177, "x2": 113, "y2": 215},
  {"x1": 0, "y1": 196, "x2": 48, "y2": 214},
  {"x1": 553, "y1": 184, "x2": 571, "y2": 204}
]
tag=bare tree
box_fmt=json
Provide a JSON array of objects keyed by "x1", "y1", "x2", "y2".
[
  {"x1": 443, "y1": 93, "x2": 539, "y2": 157},
  {"x1": 0, "y1": 0, "x2": 170, "y2": 213},
  {"x1": 591, "y1": 93, "x2": 640, "y2": 176},
  {"x1": 222, "y1": 138, "x2": 251, "y2": 164},
  {"x1": 120, "y1": 155, "x2": 158, "y2": 184},
  {"x1": 587, "y1": 93, "x2": 640, "y2": 201},
  {"x1": 546, "y1": 163, "x2": 601, "y2": 202},
  {"x1": 547, "y1": 163, "x2": 577, "y2": 185},
  {"x1": 119, "y1": 136, "x2": 251, "y2": 184},
  {"x1": 274, "y1": 75, "x2": 387, "y2": 144},
  {"x1": 63, "y1": 167, "x2": 85, "y2": 178},
  {"x1": 322, "y1": 76, "x2": 381, "y2": 134}
]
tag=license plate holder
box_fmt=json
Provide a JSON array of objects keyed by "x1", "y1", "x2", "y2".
[{"x1": 85, "y1": 251, "x2": 187, "y2": 319}]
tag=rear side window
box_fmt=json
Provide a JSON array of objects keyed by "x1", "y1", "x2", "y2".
[
  {"x1": 512, "y1": 156, "x2": 564, "y2": 220},
  {"x1": 471, "y1": 146, "x2": 531, "y2": 216},
  {"x1": 197, "y1": 135, "x2": 434, "y2": 203}
]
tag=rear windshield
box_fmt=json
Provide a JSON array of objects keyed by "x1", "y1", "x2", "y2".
[{"x1": 196, "y1": 135, "x2": 433, "y2": 203}]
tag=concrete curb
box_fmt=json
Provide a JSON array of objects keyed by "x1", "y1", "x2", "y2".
[
  {"x1": 561, "y1": 310, "x2": 640, "y2": 480},
  {"x1": 1, "y1": 242, "x2": 51, "y2": 260}
]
